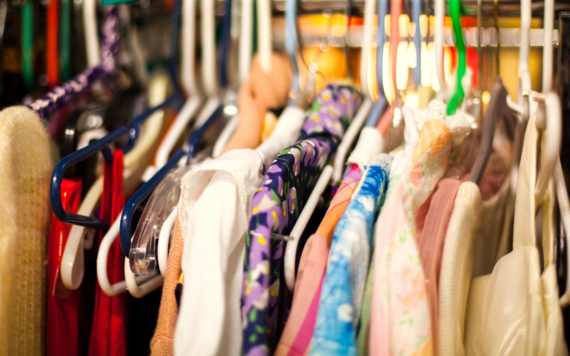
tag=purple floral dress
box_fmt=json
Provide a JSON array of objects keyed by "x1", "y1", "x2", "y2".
[{"x1": 242, "y1": 84, "x2": 362, "y2": 356}]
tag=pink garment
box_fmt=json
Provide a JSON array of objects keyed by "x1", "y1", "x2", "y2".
[
  {"x1": 275, "y1": 165, "x2": 362, "y2": 356},
  {"x1": 275, "y1": 234, "x2": 328, "y2": 356},
  {"x1": 370, "y1": 119, "x2": 454, "y2": 356},
  {"x1": 417, "y1": 178, "x2": 461, "y2": 356}
]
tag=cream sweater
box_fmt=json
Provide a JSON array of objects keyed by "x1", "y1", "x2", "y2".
[{"x1": 0, "y1": 106, "x2": 56, "y2": 356}]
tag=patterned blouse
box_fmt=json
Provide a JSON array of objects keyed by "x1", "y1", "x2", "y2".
[
  {"x1": 242, "y1": 84, "x2": 362, "y2": 356},
  {"x1": 310, "y1": 154, "x2": 392, "y2": 355}
]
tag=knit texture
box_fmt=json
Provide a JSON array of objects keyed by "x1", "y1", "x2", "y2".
[
  {"x1": 150, "y1": 217, "x2": 184, "y2": 356},
  {"x1": 0, "y1": 106, "x2": 56, "y2": 356}
]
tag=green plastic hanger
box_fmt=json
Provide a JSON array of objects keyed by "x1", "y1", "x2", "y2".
[
  {"x1": 446, "y1": 0, "x2": 466, "y2": 115},
  {"x1": 60, "y1": 0, "x2": 71, "y2": 81},
  {"x1": 21, "y1": 0, "x2": 34, "y2": 89}
]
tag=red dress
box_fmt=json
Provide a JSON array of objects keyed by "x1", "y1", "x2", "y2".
[
  {"x1": 89, "y1": 150, "x2": 128, "y2": 356},
  {"x1": 47, "y1": 179, "x2": 83, "y2": 356}
]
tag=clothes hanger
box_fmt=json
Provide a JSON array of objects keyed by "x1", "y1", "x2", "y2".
[
  {"x1": 284, "y1": 0, "x2": 374, "y2": 293},
  {"x1": 463, "y1": 0, "x2": 517, "y2": 183},
  {"x1": 107, "y1": 0, "x2": 231, "y2": 296},
  {"x1": 211, "y1": 0, "x2": 250, "y2": 156},
  {"x1": 434, "y1": 0, "x2": 447, "y2": 97},
  {"x1": 60, "y1": 0, "x2": 71, "y2": 82},
  {"x1": 55, "y1": 30, "x2": 173, "y2": 291},
  {"x1": 57, "y1": 78, "x2": 169, "y2": 290},
  {"x1": 446, "y1": 0, "x2": 466, "y2": 116},
  {"x1": 411, "y1": 0, "x2": 421, "y2": 87},
  {"x1": 26, "y1": 5, "x2": 118, "y2": 119},
  {"x1": 330, "y1": 0, "x2": 374, "y2": 184},
  {"x1": 47, "y1": 0, "x2": 60, "y2": 87},
  {"x1": 363, "y1": 0, "x2": 389, "y2": 129},
  {"x1": 106, "y1": 108, "x2": 222, "y2": 296},
  {"x1": 534, "y1": 0, "x2": 557, "y2": 202},
  {"x1": 467, "y1": 78, "x2": 516, "y2": 184},
  {"x1": 239, "y1": 0, "x2": 253, "y2": 86},
  {"x1": 83, "y1": 0, "x2": 99, "y2": 68},
  {"x1": 21, "y1": 0, "x2": 34, "y2": 89},
  {"x1": 153, "y1": 0, "x2": 203, "y2": 168}
]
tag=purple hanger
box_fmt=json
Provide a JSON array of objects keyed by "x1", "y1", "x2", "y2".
[{"x1": 27, "y1": 5, "x2": 120, "y2": 120}]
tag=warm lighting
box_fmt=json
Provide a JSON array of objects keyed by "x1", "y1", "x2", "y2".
[
  {"x1": 385, "y1": 15, "x2": 391, "y2": 37},
  {"x1": 421, "y1": 41, "x2": 431, "y2": 87},
  {"x1": 482, "y1": 90, "x2": 491, "y2": 104},
  {"x1": 428, "y1": 42, "x2": 440, "y2": 92}
]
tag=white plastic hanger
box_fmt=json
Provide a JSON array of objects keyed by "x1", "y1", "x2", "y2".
[
  {"x1": 110, "y1": 0, "x2": 221, "y2": 298},
  {"x1": 110, "y1": 0, "x2": 203, "y2": 296},
  {"x1": 284, "y1": 0, "x2": 377, "y2": 292},
  {"x1": 434, "y1": 0, "x2": 447, "y2": 98},
  {"x1": 96, "y1": 214, "x2": 162, "y2": 296},
  {"x1": 157, "y1": 206, "x2": 179, "y2": 277},
  {"x1": 506, "y1": 0, "x2": 533, "y2": 118},
  {"x1": 238, "y1": 0, "x2": 253, "y2": 85},
  {"x1": 83, "y1": 0, "x2": 99, "y2": 68},
  {"x1": 284, "y1": 166, "x2": 333, "y2": 292},
  {"x1": 534, "y1": 0, "x2": 557, "y2": 202},
  {"x1": 155, "y1": 0, "x2": 204, "y2": 168},
  {"x1": 61, "y1": 76, "x2": 169, "y2": 290},
  {"x1": 257, "y1": 0, "x2": 272, "y2": 73},
  {"x1": 330, "y1": 0, "x2": 375, "y2": 183}
]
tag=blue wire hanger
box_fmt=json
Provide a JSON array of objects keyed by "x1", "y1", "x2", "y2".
[{"x1": 51, "y1": 1, "x2": 185, "y2": 230}]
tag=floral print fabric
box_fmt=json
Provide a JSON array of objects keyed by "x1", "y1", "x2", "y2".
[
  {"x1": 274, "y1": 164, "x2": 363, "y2": 356},
  {"x1": 370, "y1": 118, "x2": 465, "y2": 356},
  {"x1": 242, "y1": 84, "x2": 362, "y2": 356},
  {"x1": 310, "y1": 154, "x2": 392, "y2": 356}
]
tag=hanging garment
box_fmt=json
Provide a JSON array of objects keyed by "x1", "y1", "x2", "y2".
[
  {"x1": 150, "y1": 217, "x2": 184, "y2": 356},
  {"x1": 275, "y1": 99, "x2": 385, "y2": 356},
  {"x1": 221, "y1": 53, "x2": 292, "y2": 154},
  {"x1": 437, "y1": 158, "x2": 512, "y2": 356},
  {"x1": 89, "y1": 150, "x2": 127, "y2": 356},
  {"x1": 309, "y1": 154, "x2": 392, "y2": 355},
  {"x1": 370, "y1": 101, "x2": 472, "y2": 356},
  {"x1": 174, "y1": 150, "x2": 266, "y2": 356},
  {"x1": 47, "y1": 179, "x2": 83, "y2": 356},
  {"x1": 172, "y1": 82, "x2": 306, "y2": 356},
  {"x1": 464, "y1": 115, "x2": 568, "y2": 356},
  {"x1": 242, "y1": 84, "x2": 362, "y2": 356},
  {"x1": 0, "y1": 106, "x2": 56, "y2": 356},
  {"x1": 356, "y1": 107, "x2": 424, "y2": 356},
  {"x1": 415, "y1": 178, "x2": 461, "y2": 356},
  {"x1": 275, "y1": 164, "x2": 363, "y2": 356}
]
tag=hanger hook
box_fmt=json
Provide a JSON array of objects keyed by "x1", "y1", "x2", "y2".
[{"x1": 494, "y1": 0, "x2": 500, "y2": 76}]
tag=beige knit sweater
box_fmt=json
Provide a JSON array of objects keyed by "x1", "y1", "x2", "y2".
[{"x1": 0, "y1": 106, "x2": 56, "y2": 356}]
